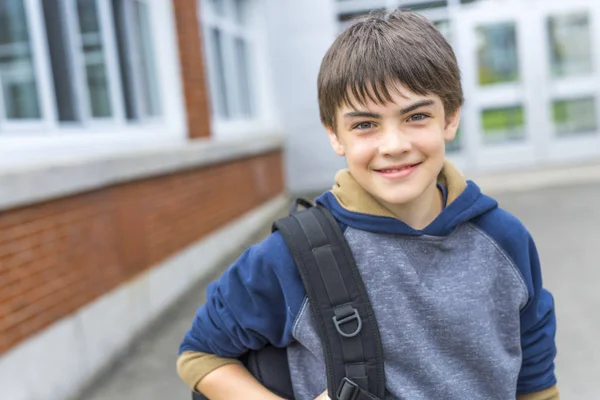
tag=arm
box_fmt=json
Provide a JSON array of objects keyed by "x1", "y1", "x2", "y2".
[
  {"x1": 517, "y1": 385, "x2": 559, "y2": 400},
  {"x1": 195, "y1": 363, "x2": 285, "y2": 400},
  {"x1": 176, "y1": 231, "x2": 306, "y2": 394},
  {"x1": 177, "y1": 352, "x2": 284, "y2": 398},
  {"x1": 176, "y1": 351, "x2": 242, "y2": 392},
  {"x1": 178, "y1": 353, "x2": 330, "y2": 400},
  {"x1": 517, "y1": 235, "x2": 558, "y2": 397}
]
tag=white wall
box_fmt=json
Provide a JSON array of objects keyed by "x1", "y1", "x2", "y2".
[{"x1": 263, "y1": 0, "x2": 346, "y2": 194}]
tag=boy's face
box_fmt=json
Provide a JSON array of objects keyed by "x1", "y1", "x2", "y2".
[{"x1": 326, "y1": 83, "x2": 460, "y2": 212}]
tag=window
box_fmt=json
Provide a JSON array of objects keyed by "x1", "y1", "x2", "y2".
[
  {"x1": 77, "y1": 0, "x2": 113, "y2": 118},
  {"x1": 476, "y1": 22, "x2": 520, "y2": 86},
  {"x1": 547, "y1": 12, "x2": 593, "y2": 79},
  {"x1": 401, "y1": 1, "x2": 448, "y2": 12},
  {"x1": 112, "y1": 0, "x2": 161, "y2": 121},
  {"x1": 43, "y1": 0, "x2": 79, "y2": 122},
  {"x1": 552, "y1": 97, "x2": 597, "y2": 136},
  {"x1": 434, "y1": 19, "x2": 452, "y2": 42},
  {"x1": 0, "y1": 0, "x2": 41, "y2": 120},
  {"x1": 481, "y1": 105, "x2": 525, "y2": 144},
  {"x1": 1, "y1": 0, "x2": 163, "y2": 131},
  {"x1": 201, "y1": 0, "x2": 256, "y2": 122}
]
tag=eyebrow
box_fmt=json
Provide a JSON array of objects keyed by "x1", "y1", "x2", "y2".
[
  {"x1": 343, "y1": 99, "x2": 436, "y2": 119},
  {"x1": 400, "y1": 99, "x2": 435, "y2": 115}
]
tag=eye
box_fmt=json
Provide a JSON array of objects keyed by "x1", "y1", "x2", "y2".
[
  {"x1": 352, "y1": 121, "x2": 376, "y2": 130},
  {"x1": 408, "y1": 113, "x2": 430, "y2": 122}
]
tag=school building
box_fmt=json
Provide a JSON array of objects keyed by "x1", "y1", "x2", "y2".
[{"x1": 1, "y1": 0, "x2": 599, "y2": 399}]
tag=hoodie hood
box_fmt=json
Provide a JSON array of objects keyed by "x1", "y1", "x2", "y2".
[{"x1": 315, "y1": 160, "x2": 498, "y2": 236}]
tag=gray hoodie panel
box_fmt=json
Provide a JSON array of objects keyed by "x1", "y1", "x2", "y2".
[{"x1": 287, "y1": 223, "x2": 528, "y2": 400}]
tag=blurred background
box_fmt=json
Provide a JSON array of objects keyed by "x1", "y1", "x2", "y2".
[{"x1": 0, "y1": 0, "x2": 599, "y2": 399}]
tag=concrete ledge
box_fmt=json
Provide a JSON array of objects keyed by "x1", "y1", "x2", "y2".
[
  {"x1": 0, "y1": 194, "x2": 289, "y2": 400},
  {"x1": 0, "y1": 134, "x2": 284, "y2": 212},
  {"x1": 471, "y1": 160, "x2": 600, "y2": 195}
]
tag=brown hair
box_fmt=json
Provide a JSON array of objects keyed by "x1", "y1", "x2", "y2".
[{"x1": 318, "y1": 9, "x2": 464, "y2": 129}]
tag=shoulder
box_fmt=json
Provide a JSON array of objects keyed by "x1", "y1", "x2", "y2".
[
  {"x1": 470, "y1": 206, "x2": 539, "y2": 300},
  {"x1": 231, "y1": 229, "x2": 300, "y2": 283},
  {"x1": 471, "y1": 206, "x2": 531, "y2": 244}
]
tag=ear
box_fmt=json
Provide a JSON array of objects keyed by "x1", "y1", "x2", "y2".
[
  {"x1": 326, "y1": 126, "x2": 346, "y2": 157},
  {"x1": 443, "y1": 107, "x2": 461, "y2": 142}
]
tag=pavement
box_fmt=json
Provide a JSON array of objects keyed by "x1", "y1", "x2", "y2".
[{"x1": 80, "y1": 181, "x2": 600, "y2": 400}]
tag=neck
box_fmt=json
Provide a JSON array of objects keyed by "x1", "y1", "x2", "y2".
[{"x1": 380, "y1": 180, "x2": 443, "y2": 230}]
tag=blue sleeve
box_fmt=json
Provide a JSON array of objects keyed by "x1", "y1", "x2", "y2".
[
  {"x1": 473, "y1": 209, "x2": 557, "y2": 394},
  {"x1": 178, "y1": 231, "x2": 306, "y2": 357},
  {"x1": 516, "y1": 235, "x2": 557, "y2": 394}
]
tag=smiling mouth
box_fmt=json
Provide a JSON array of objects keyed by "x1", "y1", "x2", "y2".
[{"x1": 375, "y1": 162, "x2": 422, "y2": 173}]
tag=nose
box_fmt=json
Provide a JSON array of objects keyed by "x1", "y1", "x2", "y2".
[{"x1": 379, "y1": 128, "x2": 411, "y2": 156}]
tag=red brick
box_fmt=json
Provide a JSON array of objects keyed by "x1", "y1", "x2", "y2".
[
  {"x1": 0, "y1": 151, "x2": 284, "y2": 355},
  {"x1": 172, "y1": 0, "x2": 211, "y2": 139}
]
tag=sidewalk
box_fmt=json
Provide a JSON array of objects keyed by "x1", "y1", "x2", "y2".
[
  {"x1": 78, "y1": 212, "x2": 282, "y2": 400},
  {"x1": 81, "y1": 181, "x2": 600, "y2": 400}
]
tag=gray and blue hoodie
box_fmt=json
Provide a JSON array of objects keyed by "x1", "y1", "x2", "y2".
[{"x1": 179, "y1": 162, "x2": 558, "y2": 399}]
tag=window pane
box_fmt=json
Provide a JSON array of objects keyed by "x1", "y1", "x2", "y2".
[
  {"x1": 133, "y1": 0, "x2": 160, "y2": 117},
  {"x1": 85, "y1": 63, "x2": 111, "y2": 117},
  {"x1": 338, "y1": 9, "x2": 385, "y2": 31},
  {"x1": 547, "y1": 13, "x2": 593, "y2": 78},
  {"x1": 0, "y1": 0, "x2": 41, "y2": 119},
  {"x1": 402, "y1": 1, "x2": 447, "y2": 12},
  {"x1": 481, "y1": 105, "x2": 525, "y2": 143},
  {"x1": 208, "y1": 27, "x2": 229, "y2": 119},
  {"x1": 434, "y1": 20, "x2": 452, "y2": 44},
  {"x1": 209, "y1": 0, "x2": 225, "y2": 17},
  {"x1": 233, "y1": 0, "x2": 249, "y2": 25},
  {"x1": 553, "y1": 97, "x2": 597, "y2": 136},
  {"x1": 234, "y1": 37, "x2": 252, "y2": 117},
  {"x1": 42, "y1": 0, "x2": 79, "y2": 122},
  {"x1": 477, "y1": 22, "x2": 519, "y2": 86},
  {"x1": 112, "y1": 0, "x2": 137, "y2": 120},
  {"x1": 77, "y1": 0, "x2": 112, "y2": 118},
  {"x1": 338, "y1": 9, "x2": 384, "y2": 23}
]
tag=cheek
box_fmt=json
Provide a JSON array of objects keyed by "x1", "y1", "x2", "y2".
[
  {"x1": 345, "y1": 139, "x2": 377, "y2": 168},
  {"x1": 415, "y1": 127, "x2": 446, "y2": 153}
]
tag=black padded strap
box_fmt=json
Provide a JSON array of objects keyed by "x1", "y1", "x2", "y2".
[{"x1": 273, "y1": 203, "x2": 385, "y2": 400}]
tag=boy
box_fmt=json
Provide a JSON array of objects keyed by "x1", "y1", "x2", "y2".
[{"x1": 177, "y1": 10, "x2": 558, "y2": 400}]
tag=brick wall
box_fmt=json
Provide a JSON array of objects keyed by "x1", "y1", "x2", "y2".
[
  {"x1": 173, "y1": 0, "x2": 211, "y2": 139},
  {"x1": 0, "y1": 151, "x2": 284, "y2": 355}
]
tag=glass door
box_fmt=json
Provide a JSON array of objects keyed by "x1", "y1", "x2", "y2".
[
  {"x1": 538, "y1": 0, "x2": 600, "y2": 163},
  {"x1": 455, "y1": 2, "x2": 540, "y2": 171}
]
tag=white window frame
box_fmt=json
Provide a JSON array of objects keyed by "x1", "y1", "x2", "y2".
[
  {"x1": 0, "y1": 0, "x2": 172, "y2": 133},
  {"x1": 199, "y1": 0, "x2": 279, "y2": 140},
  {"x1": 0, "y1": 0, "x2": 186, "y2": 168},
  {"x1": 0, "y1": 0, "x2": 57, "y2": 132},
  {"x1": 63, "y1": 0, "x2": 126, "y2": 125}
]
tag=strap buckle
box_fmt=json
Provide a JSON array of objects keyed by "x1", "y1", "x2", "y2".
[
  {"x1": 336, "y1": 377, "x2": 359, "y2": 400},
  {"x1": 332, "y1": 307, "x2": 362, "y2": 338}
]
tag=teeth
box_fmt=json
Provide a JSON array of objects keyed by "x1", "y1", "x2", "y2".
[{"x1": 382, "y1": 166, "x2": 410, "y2": 172}]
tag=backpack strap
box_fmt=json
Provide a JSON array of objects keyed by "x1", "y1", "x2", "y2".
[{"x1": 273, "y1": 200, "x2": 386, "y2": 400}]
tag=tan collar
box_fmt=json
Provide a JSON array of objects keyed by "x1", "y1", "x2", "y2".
[{"x1": 330, "y1": 160, "x2": 468, "y2": 218}]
